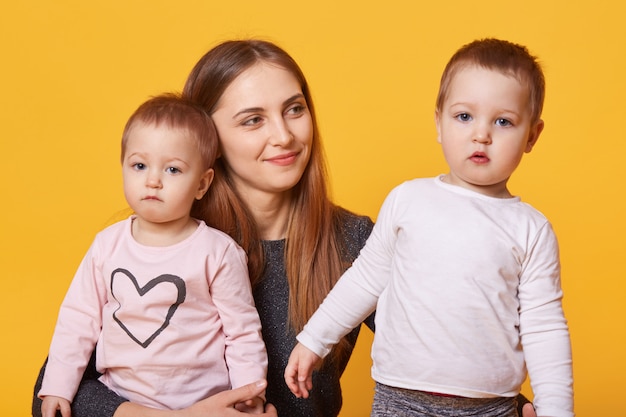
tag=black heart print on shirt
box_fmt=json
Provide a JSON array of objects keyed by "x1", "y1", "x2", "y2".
[{"x1": 110, "y1": 268, "x2": 186, "y2": 348}]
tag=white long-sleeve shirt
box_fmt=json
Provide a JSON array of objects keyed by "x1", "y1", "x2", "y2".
[
  {"x1": 298, "y1": 176, "x2": 573, "y2": 417},
  {"x1": 40, "y1": 216, "x2": 267, "y2": 409}
]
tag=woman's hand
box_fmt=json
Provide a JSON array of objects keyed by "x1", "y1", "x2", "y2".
[
  {"x1": 234, "y1": 395, "x2": 265, "y2": 414},
  {"x1": 184, "y1": 381, "x2": 274, "y2": 417},
  {"x1": 114, "y1": 380, "x2": 277, "y2": 417}
]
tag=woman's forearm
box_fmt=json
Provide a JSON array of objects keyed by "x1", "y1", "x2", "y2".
[
  {"x1": 113, "y1": 402, "x2": 176, "y2": 417},
  {"x1": 114, "y1": 380, "x2": 275, "y2": 417}
]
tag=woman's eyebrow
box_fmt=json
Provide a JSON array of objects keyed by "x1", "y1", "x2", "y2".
[
  {"x1": 283, "y1": 93, "x2": 305, "y2": 105},
  {"x1": 232, "y1": 93, "x2": 305, "y2": 119},
  {"x1": 233, "y1": 106, "x2": 263, "y2": 119}
]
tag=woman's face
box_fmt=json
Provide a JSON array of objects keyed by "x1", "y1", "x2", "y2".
[{"x1": 211, "y1": 62, "x2": 313, "y2": 200}]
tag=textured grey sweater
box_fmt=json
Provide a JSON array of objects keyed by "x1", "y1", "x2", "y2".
[{"x1": 255, "y1": 211, "x2": 375, "y2": 417}]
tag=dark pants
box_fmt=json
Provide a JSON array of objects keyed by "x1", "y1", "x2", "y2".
[{"x1": 371, "y1": 383, "x2": 518, "y2": 417}]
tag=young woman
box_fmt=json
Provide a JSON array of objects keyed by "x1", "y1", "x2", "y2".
[{"x1": 33, "y1": 39, "x2": 536, "y2": 417}]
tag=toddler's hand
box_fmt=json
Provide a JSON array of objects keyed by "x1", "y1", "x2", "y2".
[
  {"x1": 284, "y1": 342, "x2": 321, "y2": 399},
  {"x1": 41, "y1": 395, "x2": 71, "y2": 417}
]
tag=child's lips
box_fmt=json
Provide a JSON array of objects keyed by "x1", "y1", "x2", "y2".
[
  {"x1": 470, "y1": 152, "x2": 489, "y2": 163},
  {"x1": 143, "y1": 195, "x2": 162, "y2": 201}
]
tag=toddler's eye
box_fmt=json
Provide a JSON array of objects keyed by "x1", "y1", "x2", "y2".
[
  {"x1": 456, "y1": 113, "x2": 472, "y2": 122},
  {"x1": 496, "y1": 118, "x2": 512, "y2": 127},
  {"x1": 132, "y1": 163, "x2": 146, "y2": 171},
  {"x1": 166, "y1": 167, "x2": 181, "y2": 174}
]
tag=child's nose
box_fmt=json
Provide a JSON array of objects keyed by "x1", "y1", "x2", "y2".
[
  {"x1": 146, "y1": 171, "x2": 163, "y2": 188},
  {"x1": 472, "y1": 125, "x2": 492, "y2": 144}
]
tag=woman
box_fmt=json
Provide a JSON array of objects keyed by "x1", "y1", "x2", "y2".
[
  {"x1": 183, "y1": 40, "x2": 376, "y2": 417},
  {"x1": 33, "y1": 39, "x2": 536, "y2": 417}
]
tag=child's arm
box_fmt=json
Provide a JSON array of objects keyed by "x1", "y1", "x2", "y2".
[
  {"x1": 39, "y1": 240, "x2": 108, "y2": 404},
  {"x1": 286, "y1": 186, "x2": 403, "y2": 361},
  {"x1": 519, "y1": 223, "x2": 573, "y2": 417},
  {"x1": 208, "y1": 240, "x2": 267, "y2": 391},
  {"x1": 283, "y1": 185, "x2": 406, "y2": 398},
  {"x1": 284, "y1": 343, "x2": 322, "y2": 398},
  {"x1": 32, "y1": 353, "x2": 128, "y2": 417},
  {"x1": 41, "y1": 395, "x2": 71, "y2": 417}
]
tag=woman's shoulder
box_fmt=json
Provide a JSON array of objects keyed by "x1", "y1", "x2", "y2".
[
  {"x1": 335, "y1": 206, "x2": 374, "y2": 231},
  {"x1": 334, "y1": 206, "x2": 374, "y2": 255}
]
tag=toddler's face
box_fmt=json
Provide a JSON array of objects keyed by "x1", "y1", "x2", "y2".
[
  {"x1": 122, "y1": 123, "x2": 213, "y2": 225},
  {"x1": 435, "y1": 66, "x2": 543, "y2": 198}
]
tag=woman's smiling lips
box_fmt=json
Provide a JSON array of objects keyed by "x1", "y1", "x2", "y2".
[
  {"x1": 469, "y1": 151, "x2": 490, "y2": 164},
  {"x1": 265, "y1": 151, "x2": 299, "y2": 166}
]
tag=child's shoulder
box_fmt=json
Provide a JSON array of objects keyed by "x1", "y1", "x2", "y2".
[
  {"x1": 389, "y1": 176, "x2": 438, "y2": 194},
  {"x1": 515, "y1": 200, "x2": 551, "y2": 224},
  {"x1": 96, "y1": 216, "x2": 132, "y2": 239},
  {"x1": 194, "y1": 219, "x2": 244, "y2": 249}
]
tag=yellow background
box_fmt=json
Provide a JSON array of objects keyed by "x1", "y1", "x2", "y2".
[{"x1": 2, "y1": 1, "x2": 624, "y2": 415}]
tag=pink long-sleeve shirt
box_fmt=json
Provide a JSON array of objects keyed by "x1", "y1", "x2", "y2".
[{"x1": 39, "y1": 216, "x2": 267, "y2": 409}]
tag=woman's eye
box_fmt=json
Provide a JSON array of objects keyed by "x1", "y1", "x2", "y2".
[
  {"x1": 242, "y1": 116, "x2": 263, "y2": 126},
  {"x1": 286, "y1": 104, "x2": 305, "y2": 116},
  {"x1": 496, "y1": 118, "x2": 512, "y2": 127},
  {"x1": 456, "y1": 113, "x2": 472, "y2": 122}
]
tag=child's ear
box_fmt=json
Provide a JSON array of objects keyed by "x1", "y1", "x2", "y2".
[
  {"x1": 435, "y1": 110, "x2": 442, "y2": 144},
  {"x1": 525, "y1": 119, "x2": 544, "y2": 153},
  {"x1": 196, "y1": 168, "x2": 214, "y2": 200}
]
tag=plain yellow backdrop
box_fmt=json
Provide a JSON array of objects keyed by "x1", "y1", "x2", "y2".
[{"x1": 2, "y1": 1, "x2": 624, "y2": 415}]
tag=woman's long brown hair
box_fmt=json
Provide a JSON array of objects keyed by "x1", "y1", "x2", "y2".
[{"x1": 182, "y1": 40, "x2": 352, "y2": 365}]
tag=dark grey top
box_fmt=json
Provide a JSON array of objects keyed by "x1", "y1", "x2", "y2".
[{"x1": 256, "y1": 210, "x2": 375, "y2": 417}]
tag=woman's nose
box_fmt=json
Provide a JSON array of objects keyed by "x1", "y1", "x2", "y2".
[{"x1": 269, "y1": 118, "x2": 294, "y2": 145}]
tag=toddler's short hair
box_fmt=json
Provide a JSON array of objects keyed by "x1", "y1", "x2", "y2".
[
  {"x1": 121, "y1": 93, "x2": 219, "y2": 170},
  {"x1": 436, "y1": 38, "x2": 545, "y2": 124}
]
